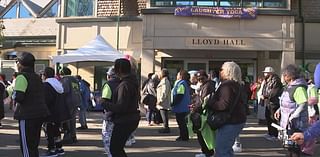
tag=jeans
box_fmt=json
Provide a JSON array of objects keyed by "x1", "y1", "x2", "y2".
[
  {"x1": 160, "y1": 109, "x2": 169, "y2": 129},
  {"x1": 79, "y1": 107, "x2": 87, "y2": 127},
  {"x1": 215, "y1": 123, "x2": 245, "y2": 157}
]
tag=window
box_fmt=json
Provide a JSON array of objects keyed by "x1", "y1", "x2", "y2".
[
  {"x1": 176, "y1": 1, "x2": 194, "y2": 6},
  {"x1": 263, "y1": 0, "x2": 286, "y2": 8},
  {"x1": 196, "y1": 0, "x2": 218, "y2": 6},
  {"x1": 150, "y1": 0, "x2": 288, "y2": 8},
  {"x1": 3, "y1": 4, "x2": 17, "y2": 19},
  {"x1": 19, "y1": 2, "x2": 33, "y2": 18},
  {"x1": 43, "y1": 2, "x2": 58, "y2": 17},
  {"x1": 65, "y1": 0, "x2": 95, "y2": 17},
  {"x1": 219, "y1": 0, "x2": 241, "y2": 7},
  {"x1": 242, "y1": 0, "x2": 257, "y2": 7},
  {"x1": 151, "y1": 0, "x2": 174, "y2": 7}
]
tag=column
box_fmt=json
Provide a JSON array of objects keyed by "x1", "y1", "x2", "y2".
[
  {"x1": 281, "y1": 50, "x2": 295, "y2": 69},
  {"x1": 141, "y1": 49, "x2": 154, "y2": 85}
]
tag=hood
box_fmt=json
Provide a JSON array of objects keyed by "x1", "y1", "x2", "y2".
[
  {"x1": 290, "y1": 78, "x2": 308, "y2": 87},
  {"x1": 45, "y1": 78, "x2": 64, "y2": 94},
  {"x1": 122, "y1": 74, "x2": 139, "y2": 88}
]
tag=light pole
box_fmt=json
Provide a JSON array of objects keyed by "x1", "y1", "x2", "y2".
[{"x1": 116, "y1": 0, "x2": 121, "y2": 50}]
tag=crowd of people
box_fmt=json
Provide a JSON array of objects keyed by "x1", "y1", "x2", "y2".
[{"x1": 1, "y1": 51, "x2": 320, "y2": 157}]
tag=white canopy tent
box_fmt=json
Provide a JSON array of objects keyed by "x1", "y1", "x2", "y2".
[{"x1": 52, "y1": 35, "x2": 124, "y2": 64}]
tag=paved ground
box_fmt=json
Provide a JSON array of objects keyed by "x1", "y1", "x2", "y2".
[{"x1": 0, "y1": 105, "x2": 319, "y2": 157}]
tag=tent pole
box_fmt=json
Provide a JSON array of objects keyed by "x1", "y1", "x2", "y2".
[{"x1": 76, "y1": 62, "x2": 79, "y2": 75}]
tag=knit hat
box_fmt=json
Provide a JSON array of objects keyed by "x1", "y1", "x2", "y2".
[{"x1": 16, "y1": 52, "x2": 35, "y2": 67}]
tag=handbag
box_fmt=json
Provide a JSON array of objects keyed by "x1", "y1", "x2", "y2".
[{"x1": 207, "y1": 88, "x2": 241, "y2": 130}]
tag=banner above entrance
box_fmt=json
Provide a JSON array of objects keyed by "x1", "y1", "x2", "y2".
[{"x1": 174, "y1": 6, "x2": 257, "y2": 19}]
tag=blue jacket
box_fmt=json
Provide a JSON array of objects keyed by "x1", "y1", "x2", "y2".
[
  {"x1": 79, "y1": 80, "x2": 90, "y2": 109},
  {"x1": 172, "y1": 80, "x2": 191, "y2": 113},
  {"x1": 304, "y1": 120, "x2": 320, "y2": 142}
]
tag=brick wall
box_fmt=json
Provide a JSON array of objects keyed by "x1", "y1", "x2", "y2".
[{"x1": 97, "y1": 0, "x2": 146, "y2": 17}]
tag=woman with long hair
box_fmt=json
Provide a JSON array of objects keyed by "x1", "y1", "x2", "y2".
[{"x1": 207, "y1": 61, "x2": 247, "y2": 157}]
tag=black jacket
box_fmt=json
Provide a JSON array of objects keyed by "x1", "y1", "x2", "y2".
[
  {"x1": 106, "y1": 74, "x2": 140, "y2": 124},
  {"x1": 0, "y1": 82, "x2": 5, "y2": 120},
  {"x1": 207, "y1": 80, "x2": 247, "y2": 124},
  {"x1": 14, "y1": 68, "x2": 49, "y2": 120},
  {"x1": 101, "y1": 77, "x2": 120, "y2": 110}
]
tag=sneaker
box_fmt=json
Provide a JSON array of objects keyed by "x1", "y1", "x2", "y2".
[
  {"x1": 56, "y1": 148, "x2": 65, "y2": 155},
  {"x1": 125, "y1": 140, "x2": 132, "y2": 146},
  {"x1": 41, "y1": 150, "x2": 58, "y2": 157},
  {"x1": 266, "y1": 136, "x2": 278, "y2": 142},
  {"x1": 158, "y1": 128, "x2": 170, "y2": 133},
  {"x1": 77, "y1": 126, "x2": 88, "y2": 130},
  {"x1": 130, "y1": 137, "x2": 136, "y2": 144},
  {"x1": 195, "y1": 153, "x2": 206, "y2": 157},
  {"x1": 175, "y1": 136, "x2": 189, "y2": 141},
  {"x1": 263, "y1": 134, "x2": 272, "y2": 139},
  {"x1": 232, "y1": 142, "x2": 242, "y2": 153}
]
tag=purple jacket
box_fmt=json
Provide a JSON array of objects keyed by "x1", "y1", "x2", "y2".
[
  {"x1": 304, "y1": 120, "x2": 320, "y2": 142},
  {"x1": 314, "y1": 63, "x2": 320, "y2": 89}
]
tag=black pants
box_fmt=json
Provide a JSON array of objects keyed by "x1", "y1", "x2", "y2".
[
  {"x1": 47, "y1": 122, "x2": 62, "y2": 150},
  {"x1": 197, "y1": 132, "x2": 214, "y2": 156},
  {"x1": 110, "y1": 120, "x2": 139, "y2": 157},
  {"x1": 18, "y1": 118, "x2": 43, "y2": 157},
  {"x1": 62, "y1": 115, "x2": 77, "y2": 142},
  {"x1": 265, "y1": 105, "x2": 279, "y2": 137},
  {"x1": 175, "y1": 112, "x2": 189, "y2": 140},
  {"x1": 160, "y1": 109, "x2": 169, "y2": 129}
]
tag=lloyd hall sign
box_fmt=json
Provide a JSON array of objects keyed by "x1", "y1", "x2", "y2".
[{"x1": 186, "y1": 38, "x2": 251, "y2": 48}]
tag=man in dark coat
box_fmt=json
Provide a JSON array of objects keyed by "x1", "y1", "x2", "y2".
[{"x1": 14, "y1": 52, "x2": 50, "y2": 157}]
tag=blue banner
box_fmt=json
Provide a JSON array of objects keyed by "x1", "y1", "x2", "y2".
[{"x1": 174, "y1": 6, "x2": 257, "y2": 19}]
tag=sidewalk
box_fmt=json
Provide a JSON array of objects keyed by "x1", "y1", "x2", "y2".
[{"x1": 0, "y1": 106, "x2": 319, "y2": 157}]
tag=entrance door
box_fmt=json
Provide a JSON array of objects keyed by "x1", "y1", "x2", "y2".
[
  {"x1": 209, "y1": 60, "x2": 256, "y2": 82},
  {"x1": 186, "y1": 60, "x2": 208, "y2": 72}
]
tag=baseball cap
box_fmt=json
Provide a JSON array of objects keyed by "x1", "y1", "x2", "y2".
[
  {"x1": 197, "y1": 70, "x2": 208, "y2": 78},
  {"x1": 16, "y1": 52, "x2": 35, "y2": 67},
  {"x1": 262, "y1": 66, "x2": 275, "y2": 73}
]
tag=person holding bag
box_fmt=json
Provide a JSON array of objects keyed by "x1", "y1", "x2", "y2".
[
  {"x1": 141, "y1": 74, "x2": 158, "y2": 126},
  {"x1": 207, "y1": 61, "x2": 247, "y2": 157}
]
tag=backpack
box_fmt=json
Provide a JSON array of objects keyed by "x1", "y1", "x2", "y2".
[
  {"x1": 54, "y1": 92, "x2": 72, "y2": 123},
  {"x1": 69, "y1": 76, "x2": 82, "y2": 107},
  {"x1": 60, "y1": 76, "x2": 82, "y2": 115}
]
